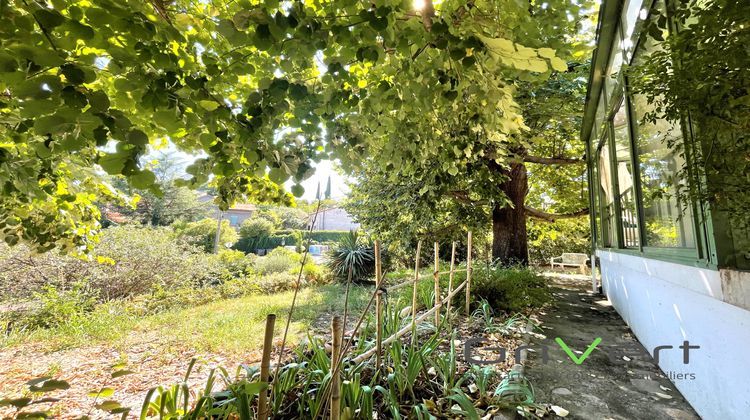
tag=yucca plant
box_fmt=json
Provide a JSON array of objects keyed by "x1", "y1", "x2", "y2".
[{"x1": 326, "y1": 231, "x2": 376, "y2": 282}]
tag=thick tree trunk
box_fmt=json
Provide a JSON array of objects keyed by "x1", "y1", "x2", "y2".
[{"x1": 492, "y1": 161, "x2": 529, "y2": 266}]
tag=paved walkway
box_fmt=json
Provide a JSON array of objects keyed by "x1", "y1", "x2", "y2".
[{"x1": 524, "y1": 275, "x2": 700, "y2": 419}]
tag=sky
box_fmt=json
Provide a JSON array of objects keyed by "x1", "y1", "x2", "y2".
[
  {"x1": 286, "y1": 159, "x2": 350, "y2": 201},
  {"x1": 146, "y1": 143, "x2": 350, "y2": 202}
]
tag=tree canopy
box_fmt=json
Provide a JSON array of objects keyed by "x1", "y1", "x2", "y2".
[{"x1": 1, "y1": 0, "x2": 594, "y2": 253}]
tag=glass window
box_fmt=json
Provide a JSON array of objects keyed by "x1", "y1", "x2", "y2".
[
  {"x1": 632, "y1": 93, "x2": 695, "y2": 248},
  {"x1": 591, "y1": 143, "x2": 602, "y2": 247},
  {"x1": 612, "y1": 99, "x2": 639, "y2": 248},
  {"x1": 598, "y1": 135, "x2": 615, "y2": 247},
  {"x1": 622, "y1": 0, "x2": 644, "y2": 44},
  {"x1": 605, "y1": 29, "x2": 624, "y2": 99},
  {"x1": 229, "y1": 215, "x2": 240, "y2": 226},
  {"x1": 594, "y1": 91, "x2": 607, "y2": 139}
]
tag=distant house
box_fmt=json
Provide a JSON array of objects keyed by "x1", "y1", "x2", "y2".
[
  {"x1": 222, "y1": 203, "x2": 256, "y2": 227},
  {"x1": 308, "y1": 207, "x2": 359, "y2": 231},
  {"x1": 198, "y1": 195, "x2": 256, "y2": 228}
]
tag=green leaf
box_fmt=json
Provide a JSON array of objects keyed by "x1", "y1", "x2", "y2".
[
  {"x1": 126, "y1": 130, "x2": 149, "y2": 146},
  {"x1": 111, "y1": 369, "x2": 136, "y2": 379},
  {"x1": 198, "y1": 100, "x2": 220, "y2": 111},
  {"x1": 130, "y1": 171, "x2": 156, "y2": 189},
  {"x1": 550, "y1": 57, "x2": 568, "y2": 72},
  {"x1": 98, "y1": 153, "x2": 128, "y2": 175},
  {"x1": 268, "y1": 167, "x2": 288, "y2": 183},
  {"x1": 291, "y1": 184, "x2": 304, "y2": 197},
  {"x1": 29, "y1": 379, "x2": 70, "y2": 392},
  {"x1": 87, "y1": 91, "x2": 110, "y2": 111},
  {"x1": 88, "y1": 387, "x2": 115, "y2": 398},
  {"x1": 33, "y1": 9, "x2": 65, "y2": 28},
  {"x1": 0, "y1": 397, "x2": 32, "y2": 408}
]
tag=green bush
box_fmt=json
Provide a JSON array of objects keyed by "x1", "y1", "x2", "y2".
[
  {"x1": 527, "y1": 218, "x2": 590, "y2": 266},
  {"x1": 212, "y1": 249, "x2": 256, "y2": 278},
  {"x1": 234, "y1": 234, "x2": 297, "y2": 253},
  {"x1": 6, "y1": 283, "x2": 97, "y2": 330},
  {"x1": 175, "y1": 218, "x2": 239, "y2": 253},
  {"x1": 254, "y1": 247, "x2": 301, "y2": 275},
  {"x1": 470, "y1": 265, "x2": 551, "y2": 313},
  {"x1": 0, "y1": 226, "x2": 220, "y2": 301},
  {"x1": 239, "y1": 218, "x2": 275, "y2": 239},
  {"x1": 256, "y1": 272, "x2": 298, "y2": 293}
]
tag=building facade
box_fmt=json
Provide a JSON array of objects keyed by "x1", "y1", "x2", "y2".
[
  {"x1": 584, "y1": 0, "x2": 750, "y2": 417},
  {"x1": 308, "y1": 207, "x2": 359, "y2": 231}
]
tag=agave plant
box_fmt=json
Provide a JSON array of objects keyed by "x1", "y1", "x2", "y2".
[{"x1": 326, "y1": 231, "x2": 376, "y2": 283}]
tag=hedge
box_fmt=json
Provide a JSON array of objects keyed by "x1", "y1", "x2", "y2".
[
  {"x1": 275, "y1": 230, "x2": 350, "y2": 243},
  {"x1": 234, "y1": 230, "x2": 350, "y2": 253}
]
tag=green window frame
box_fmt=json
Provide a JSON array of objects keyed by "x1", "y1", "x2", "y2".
[{"x1": 586, "y1": 0, "x2": 720, "y2": 268}]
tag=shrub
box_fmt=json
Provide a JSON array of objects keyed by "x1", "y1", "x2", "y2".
[
  {"x1": 175, "y1": 218, "x2": 239, "y2": 253},
  {"x1": 135, "y1": 284, "x2": 221, "y2": 314},
  {"x1": 254, "y1": 248, "x2": 300, "y2": 275},
  {"x1": 0, "y1": 226, "x2": 218, "y2": 301},
  {"x1": 326, "y1": 231, "x2": 375, "y2": 282},
  {"x1": 218, "y1": 277, "x2": 262, "y2": 299},
  {"x1": 256, "y1": 272, "x2": 298, "y2": 293},
  {"x1": 234, "y1": 233, "x2": 297, "y2": 253},
  {"x1": 239, "y1": 218, "x2": 275, "y2": 239},
  {"x1": 213, "y1": 249, "x2": 256, "y2": 278},
  {"x1": 527, "y1": 218, "x2": 590, "y2": 266},
  {"x1": 302, "y1": 262, "x2": 327, "y2": 284},
  {"x1": 7, "y1": 283, "x2": 97, "y2": 330},
  {"x1": 470, "y1": 265, "x2": 551, "y2": 313}
]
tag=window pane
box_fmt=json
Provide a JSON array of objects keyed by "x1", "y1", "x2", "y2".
[
  {"x1": 598, "y1": 137, "x2": 615, "y2": 247},
  {"x1": 612, "y1": 100, "x2": 639, "y2": 248},
  {"x1": 632, "y1": 94, "x2": 695, "y2": 248},
  {"x1": 605, "y1": 29, "x2": 623, "y2": 98}
]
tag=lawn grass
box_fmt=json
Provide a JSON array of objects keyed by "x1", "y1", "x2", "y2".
[{"x1": 0, "y1": 284, "x2": 372, "y2": 354}]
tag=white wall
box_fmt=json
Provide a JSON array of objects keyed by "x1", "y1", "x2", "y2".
[{"x1": 598, "y1": 250, "x2": 750, "y2": 419}]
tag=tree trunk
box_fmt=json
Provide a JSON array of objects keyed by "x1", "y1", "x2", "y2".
[{"x1": 492, "y1": 161, "x2": 529, "y2": 265}]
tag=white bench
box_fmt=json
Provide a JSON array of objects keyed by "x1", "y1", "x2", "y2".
[{"x1": 550, "y1": 253, "x2": 590, "y2": 271}]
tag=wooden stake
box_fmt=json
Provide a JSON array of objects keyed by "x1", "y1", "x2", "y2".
[
  {"x1": 465, "y1": 232, "x2": 473, "y2": 315},
  {"x1": 330, "y1": 315, "x2": 342, "y2": 420},
  {"x1": 374, "y1": 240, "x2": 383, "y2": 370},
  {"x1": 258, "y1": 314, "x2": 276, "y2": 420},
  {"x1": 411, "y1": 240, "x2": 422, "y2": 338},
  {"x1": 446, "y1": 241, "x2": 456, "y2": 318},
  {"x1": 433, "y1": 241, "x2": 440, "y2": 327}
]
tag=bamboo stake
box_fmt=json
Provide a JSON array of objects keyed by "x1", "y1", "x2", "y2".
[
  {"x1": 258, "y1": 314, "x2": 276, "y2": 420},
  {"x1": 374, "y1": 240, "x2": 383, "y2": 370},
  {"x1": 411, "y1": 240, "x2": 422, "y2": 340},
  {"x1": 465, "y1": 231, "x2": 473, "y2": 315},
  {"x1": 433, "y1": 242, "x2": 440, "y2": 327},
  {"x1": 446, "y1": 241, "x2": 456, "y2": 318},
  {"x1": 342, "y1": 266, "x2": 352, "y2": 338},
  {"x1": 352, "y1": 279, "x2": 468, "y2": 364},
  {"x1": 330, "y1": 315, "x2": 342, "y2": 420}
]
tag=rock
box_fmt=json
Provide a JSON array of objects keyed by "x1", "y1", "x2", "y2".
[{"x1": 552, "y1": 387, "x2": 573, "y2": 396}]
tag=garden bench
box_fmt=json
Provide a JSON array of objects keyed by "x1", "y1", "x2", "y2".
[{"x1": 550, "y1": 253, "x2": 589, "y2": 272}]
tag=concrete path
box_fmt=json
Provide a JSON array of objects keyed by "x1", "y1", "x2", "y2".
[{"x1": 524, "y1": 275, "x2": 700, "y2": 419}]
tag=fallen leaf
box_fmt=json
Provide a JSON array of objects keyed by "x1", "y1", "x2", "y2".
[{"x1": 551, "y1": 405, "x2": 570, "y2": 417}]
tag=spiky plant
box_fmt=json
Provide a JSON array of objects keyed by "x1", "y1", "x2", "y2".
[{"x1": 326, "y1": 231, "x2": 376, "y2": 283}]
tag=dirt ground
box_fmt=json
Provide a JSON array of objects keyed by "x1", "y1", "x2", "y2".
[
  {"x1": 0, "y1": 328, "x2": 266, "y2": 419},
  {"x1": 524, "y1": 274, "x2": 700, "y2": 419}
]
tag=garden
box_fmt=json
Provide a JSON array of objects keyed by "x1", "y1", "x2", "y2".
[{"x1": 0, "y1": 221, "x2": 562, "y2": 419}]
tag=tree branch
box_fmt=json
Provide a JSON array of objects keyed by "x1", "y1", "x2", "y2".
[
  {"x1": 420, "y1": 0, "x2": 435, "y2": 31},
  {"x1": 523, "y1": 155, "x2": 584, "y2": 165},
  {"x1": 525, "y1": 206, "x2": 589, "y2": 222}
]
